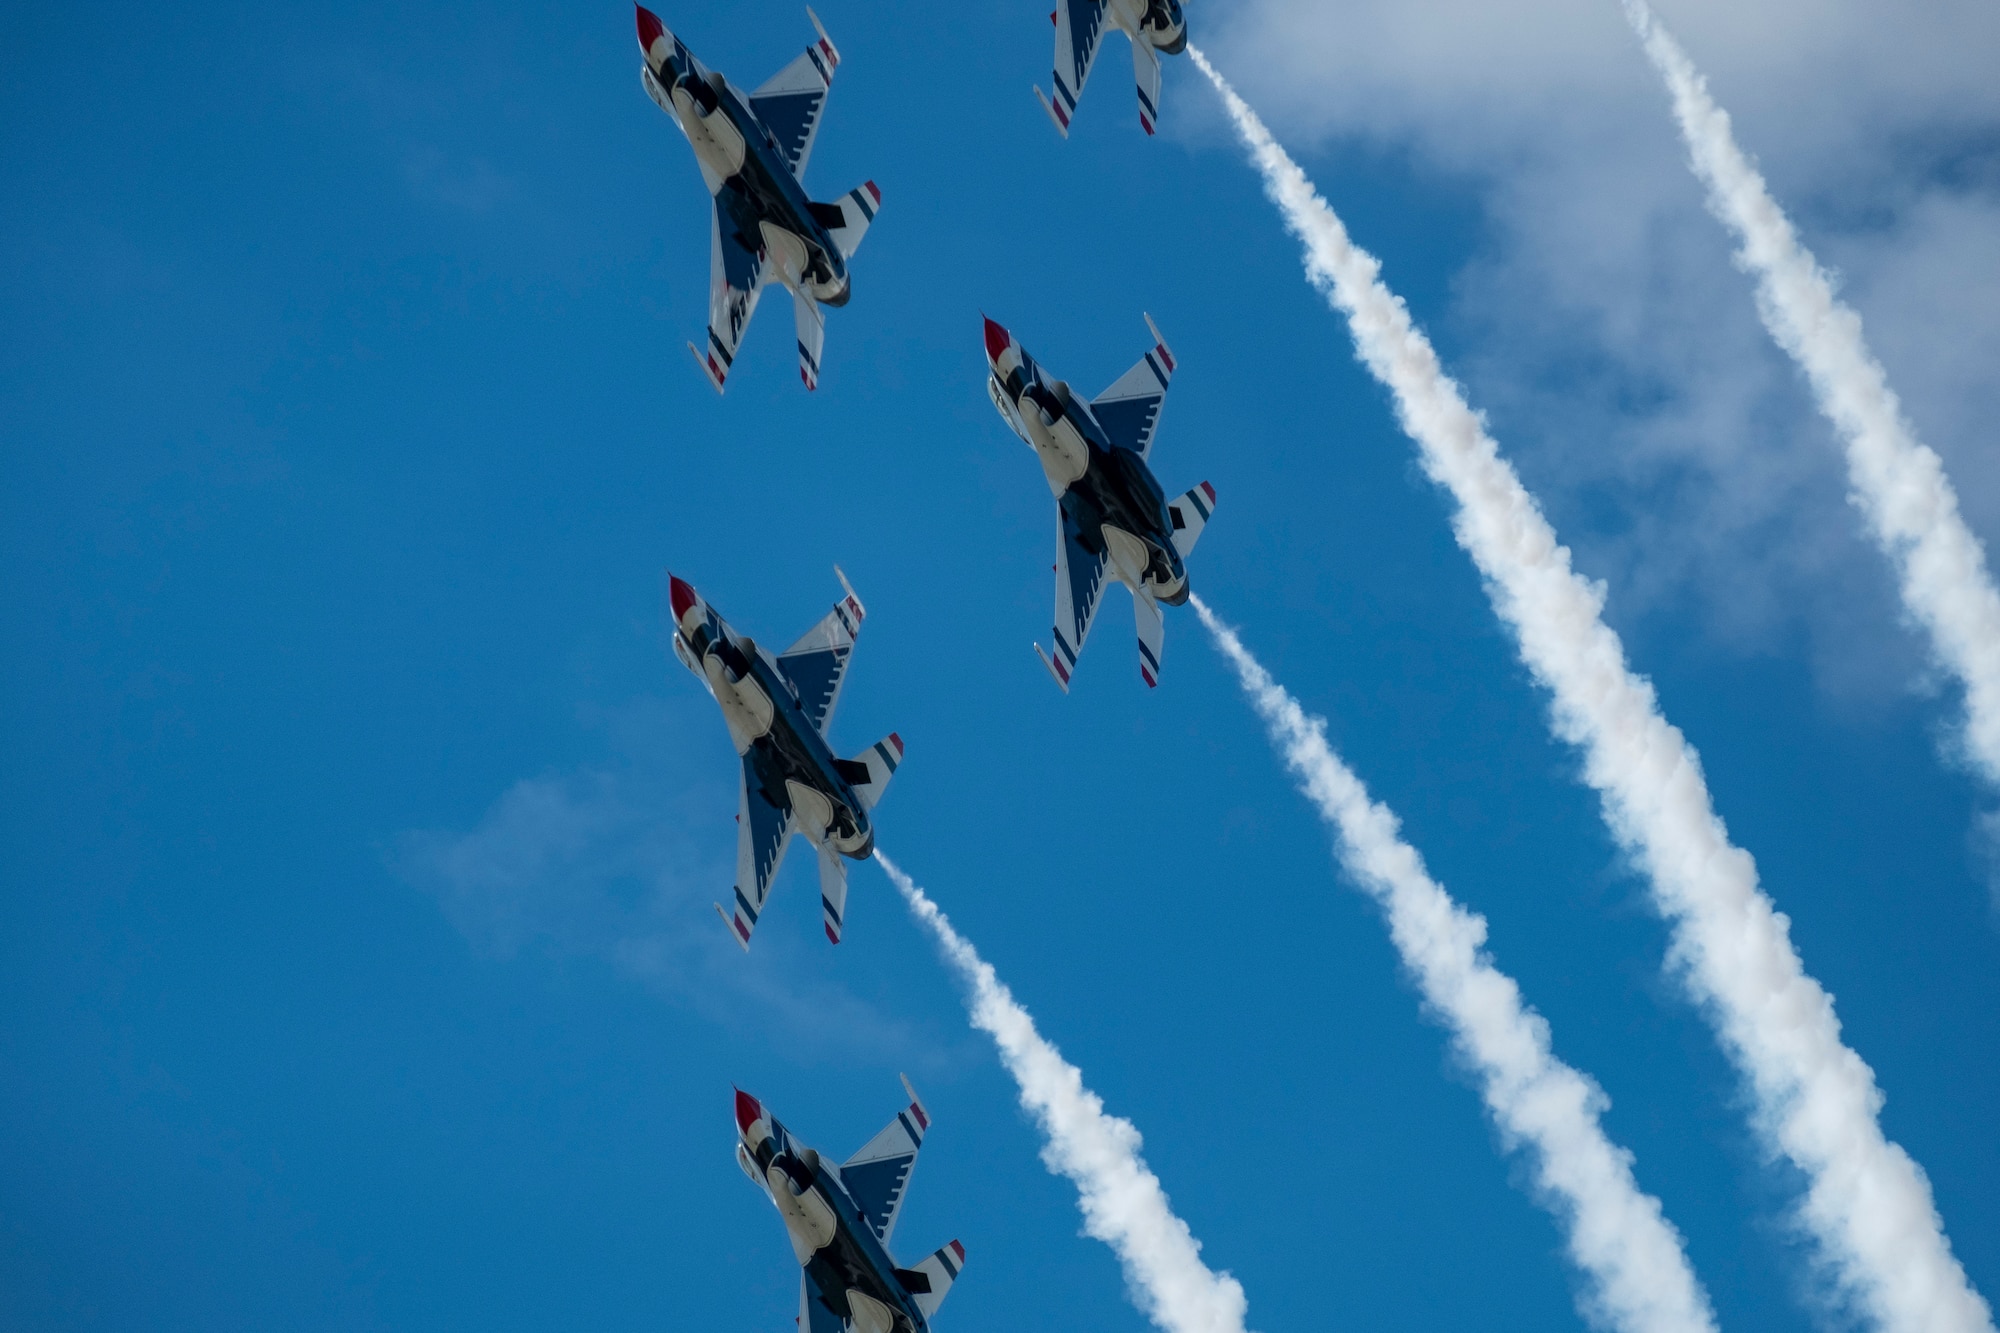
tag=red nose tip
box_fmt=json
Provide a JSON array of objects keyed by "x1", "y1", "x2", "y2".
[
  {"x1": 669, "y1": 575, "x2": 697, "y2": 624},
  {"x1": 734, "y1": 1089, "x2": 764, "y2": 1133},
  {"x1": 982, "y1": 316, "x2": 1011, "y2": 364},
  {"x1": 635, "y1": 5, "x2": 665, "y2": 51}
]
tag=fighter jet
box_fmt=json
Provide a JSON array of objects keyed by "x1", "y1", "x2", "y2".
[
  {"x1": 1034, "y1": 0, "x2": 1187, "y2": 138},
  {"x1": 635, "y1": 5, "x2": 882, "y2": 392},
  {"x1": 734, "y1": 1080, "x2": 966, "y2": 1333},
  {"x1": 984, "y1": 315, "x2": 1215, "y2": 691},
  {"x1": 668, "y1": 569, "x2": 902, "y2": 948}
]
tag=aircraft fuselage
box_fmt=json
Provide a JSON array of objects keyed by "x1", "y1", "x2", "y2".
[
  {"x1": 673, "y1": 590, "x2": 872, "y2": 857},
  {"x1": 994, "y1": 353, "x2": 1189, "y2": 605},
  {"x1": 641, "y1": 37, "x2": 850, "y2": 304},
  {"x1": 737, "y1": 1095, "x2": 933, "y2": 1333}
]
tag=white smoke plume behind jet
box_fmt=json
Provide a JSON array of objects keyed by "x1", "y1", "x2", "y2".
[
  {"x1": 1189, "y1": 48, "x2": 1994, "y2": 1333},
  {"x1": 877, "y1": 852, "x2": 1254, "y2": 1333},
  {"x1": 1619, "y1": 0, "x2": 2000, "y2": 797},
  {"x1": 1192, "y1": 595, "x2": 1714, "y2": 1333}
]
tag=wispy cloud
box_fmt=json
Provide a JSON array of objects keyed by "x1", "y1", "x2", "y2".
[
  {"x1": 1190, "y1": 48, "x2": 1992, "y2": 1333},
  {"x1": 393, "y1": 698, "x2": 920, "y2": 1062},
  {"x1": 1206, "y1": 0, "x2": 2000, "y2": 707},
  {"x1": 879, "y1": 853, "x2": 1254, "y2": 1333},
  {"x1": 1621, "y1": 0, "x2": 2000, "y2": 802},
  {"x1": 1193, "y1": 596, "x2": 1714, "y2": 1333}
]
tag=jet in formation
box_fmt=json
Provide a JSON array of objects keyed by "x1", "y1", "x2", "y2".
[
  {"x1": 735, "y1": 1081, "x2": 965, "y2": 1333},
  {"x1": 636, "y1": 5, "x2": 882, "y2": 392},
  {"x1": 1035, "y1": 0, "x2": 1187, "y2": 137},
  {"x1": 668, "y1": 570, "x2": 902, "y2": 948},
  {"x1": 984, "y1": 315, "x2": 1215, "y2": 691}
]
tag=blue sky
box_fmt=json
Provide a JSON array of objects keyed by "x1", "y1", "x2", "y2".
[{"x1": 3, "y1": 2, "x2": 1996, "y2": 1331}]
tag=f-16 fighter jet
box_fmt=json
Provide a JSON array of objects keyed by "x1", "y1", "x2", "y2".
[
  {"x1": 1034, "y1": 0, "x2": 1187, "y2": 138},
  {"x1": 734, "y1": 1080, "x2": 966, "y2": 1333},
  {"x1": 668, "y1": 569, "x2": 902, "y2": 948},
  {"x1": 635, "y1": 5, "x2": 882, "y2": 392},
  {"x1": 984, "y1": 315, "x2": 1215, "y2": 691}
]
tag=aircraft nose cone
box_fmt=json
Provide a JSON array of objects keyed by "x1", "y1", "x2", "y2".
[
  {"x1": 982, "y1": 316, "x2": 1012, "y2": 364},
  {"x1": 668, "y1": 575, "x2": 697, "y2": 625},
  {"x1": 635, "y1": 5, "x2": 665, "y2": 51},
  {"x1": 734, "y1": 1089, "x2": 764, "y2": 1133}
]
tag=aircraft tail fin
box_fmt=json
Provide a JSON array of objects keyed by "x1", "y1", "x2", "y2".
[
  {"x1": 1134, "y1": 587, "x2": 1165, "y2": 689},
  {"x1": 820, "y1": 181, "x2": 882, "y2": 260},
  {"x1": 898, "y1": 1240, "x2": 967, "y2": 1319},
  {"x1": 1167, "y1": 481, "x2": 1215, "y2": 560},
  {"x1": 841, "y1": 733, "x2": 904, "y2": 811}
]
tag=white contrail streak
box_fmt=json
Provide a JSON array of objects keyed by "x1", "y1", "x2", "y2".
[
  {"x1": 1621, "y1": 0, "x2": 2000, "y2": 792},
  {"x1": 1192, "y1": 595, "x2": 1716, "y2": 1333},
  {"x1": 1189, "y1": 47, "x2": 1993, "y2": 1333},
  {"x1": 877, "y1": 851, "x2": 1253, "y2": 1333}
]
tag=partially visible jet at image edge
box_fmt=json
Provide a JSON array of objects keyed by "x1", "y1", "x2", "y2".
[
  {"x1": 636, "y1": 5, "x2": 881, "y2": 392},
  {"x1": 667, "y1": 569, "x2": 901, "y2": 949},
  {"x1": 984, "y1": 315, "x2": 1216, "y2": 691},
  {"x1": 735, "y1": 1079, "x2": 966, "y2": 1333},
  {"x1": 1035, "y1": 0, "x2": 1186, "y2": 138}
]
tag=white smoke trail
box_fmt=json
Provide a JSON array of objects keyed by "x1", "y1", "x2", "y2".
[
  {"x1": 1621, "y1": 0, "x2": 2000, "y2": 793},
  {"x1": 1189, "y1": 47, "x2": 1993, "y2": 1333},
  {"x1": 1191, "y1": 595, "x2": 1715, "y2": 1333},
  {"x1": 876, "y1": 851, "x2": 1253, "y2": 1333}
]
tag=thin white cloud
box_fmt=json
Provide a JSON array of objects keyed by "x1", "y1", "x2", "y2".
[
  {"x1": 394, "y1": 698, "x2": 919, "y2": 1061},
  {"x1": 1192, "y1": 596, "x2": 1714, "y2": 1333},
  {"x1": 1621, "y1": 0, "x2": 2000, "y2": 792},
  {"x1": 878, "y1": 853, "x2": 1254, "y2": 1333},
  {"x1": 1202, "y1": 0, "x2": 2000, "y2": 706},
  {"x1": 1189, "y1": 49, "x2": 1993, "y2": 1333}
]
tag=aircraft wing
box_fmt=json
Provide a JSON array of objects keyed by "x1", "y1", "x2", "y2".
[
  {"x1": 749, "y1": 16, "x2": 839, "y2": 179},
  {"x1": 722, "y1": 758, "x2": 795, "y2": 949},
  {"x1": 1036, "y1": 502, "x2": 1111, "y2": 691},
  {"x1": 690, "y1": 200, "x2": 767, "y2": 393},
  {"x1": 1041, "y1": 0, "x2": 1110, "y2": 135},
  {"x1": 1091, "y1": 319, "x2": 1176, "y2": 460},
  {"x1": 840, "y1": 1079, "x2": 930, "y2": 1245},
  {"x1": 777, "y1": 583, "x2": 866, "y2": 734}
]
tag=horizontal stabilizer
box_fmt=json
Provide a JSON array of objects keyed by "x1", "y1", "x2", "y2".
[
  {"x1": 817, "y1": 843, "x2": 848, "y2": 944},
  {"x1": 794, "y1": 288, "x2": 825, "y2": 391},
  {"x1": 845, "y1": 733, "x2": 904, "y2": 811},
  {"x1": 1133, "y1": 36, "x2": 1162, "y2": 135},
  {"x1": 821, "y1": 181, "x2": 882, "y2": 260},
  {"x1": 1134, "y1": 587, "x2": 1165, "y2": 689},
  {"x1": 901, "y1": 1240, "x2": 967, "y2": 1318},
  {"x1": 1167, "y1": 481, "x2": 1215, "y2": 560}
]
